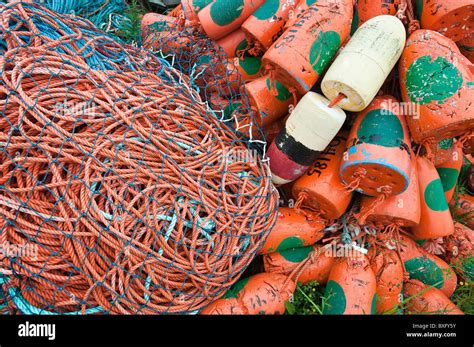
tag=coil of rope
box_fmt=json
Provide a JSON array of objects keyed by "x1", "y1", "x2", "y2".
[{"x1": 0, "y1": 1, "x2": 278, "y2": 314}]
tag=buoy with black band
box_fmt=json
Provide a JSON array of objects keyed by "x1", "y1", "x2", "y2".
[
  {"x1": 267, "y1": 92, "x2": 346, "y2": 185},
  {"x1": 322, "y1": 15, "x2": 406, "y2": 112}
]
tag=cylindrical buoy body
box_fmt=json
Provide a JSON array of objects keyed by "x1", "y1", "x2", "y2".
[
  {"x1": 263, "y1": 0, "x2": 353, "y2": 95},
  {"x1": 201, "y1": 273, "x2": 295, "y2": 314},
  {"x1": 412, "y1": 156, "x2": 455, "y2": 240},
  {"x1": 241, "y1": 0, "x2": 298, "y2": 49},
  {"x1": 263, "y1": 245, "x2": 335, "y2": 285},
  {"x1": 244, "y1": 75, "x2": 293, "y2": 127},
  {"x1": 340, "y1": 96, "x2": 412, "y2": 196},
  {"x1": 216, "y1": 29, "x2": 248, "y2": 58},
  {"x1": 356, "y1": 0, "x2": 396, "y2": 26},
  {"x1": 267, "y1": 92, "x2": 346, "y2": 185},
  {"x1": 258, "y1": 207, "x2": 325, "y2": 255},
  {"x1": 436, "y1": 145, "x2": 463, "y2": 203},
  {"x1": 292, "y1": 132, "x2": 352, "y2": 219},
  {"x1": 416, "y1": 0, "x2": 473, "y2": 43},
  {"x1": 322, "y1": 15, "x2": 406, "y2": 112},
  {"x1": 398, "y1": 234, "x2": 457, "y2": 297},
  {"x1": 404, "y1": 280, "x2": 463, "y2": 315},
  {"x1": 458, "y1": 34, "x2": 474, "y2": 63},
  {"x1": 198, "y1": 0, "x2": 266, "y2": 40},
  {"x1": 360, "y1": 162, "x2": 421, "y2": 227},
  {"x1": 399, "y1": 30, "x2": 474, "y2": 143},
  {"x1": 370, "y1": 248, "x2": 404, "y2": 314},
  {"x1": 323, "y1": 254, "x2": 377, "y2": 314}
]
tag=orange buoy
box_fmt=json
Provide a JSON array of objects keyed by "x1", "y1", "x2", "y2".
[
  {"x1": 356, "y1": 0, "x2": 396, "y2": 27},
  {"x1": 241, "y1": 0, "x2": 298, "y2": 50},
  {"x1": 292, "y1": 132, "x2": 353, "y2": 219},
  {"x1": 339, "y1": 95, "x2": 413, "y2": 197},
  {"x1": 436, "y1": 144, "x2": 463, "y2": 203},
  {"x1": 398, "y1": 234, "x2": 457, "y2": 297},
  {"x1": 399, "y1": 30, "x2": 474, "y2": 143},
  {"x1": 235, "y1": 56, "x2": 263, "y2": 82},
  {"x1": 404, "y1": 280, "x2": 463, "y2": 315},
  {"x1": 284, "y1": 0, "x2": 317, "y2": 29},
  {"x1": 458, "y1": 33, "x2": 474, "y2": 63},
  {"x1": 201, "y1": 273, "x2": 295, "y2": 314},
  {"x1": 258, "y1": 207, "x2": 325, "y2": 255},
  {"x1": 263, "y1": 244, "x2": 335, "y2": 284},
  {"x1": 322, "y1": 15, "x2": 406, "y2": 112},
  {"x1": 370, "y1": 247, "x2": 404, "y2": 314},
  {"x1": 267, "y1": 92, "x2": 346, "y2": 185},
  {"x1": 216, "y1": 29, "x2": 248, "y2": 58},
  {"x1": 451, "y1": 193, "x2": 474, "y2": 230},
  {"x1": 262, "y1": 0, "x2": 353, "y2": 95},
  {"x1": 416, "y1": 0, "x2": 473, "y2": 43},
  {"x1": 360, "y1": 162, "x2": 421, "y2": 227},
  {"x1": 323, "y1": 254, "x2": 377, "y2": 314},
  {"x1": 412, "y1": 156, "x2": 455, "y2": 240},
  {"x1": 244, "y1": 75, "x2": 293, "y2": 128},
  {"x1": 198, "y1": 0, "x2": 266, "y2": 40}
]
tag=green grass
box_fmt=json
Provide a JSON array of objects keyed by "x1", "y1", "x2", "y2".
[
  {"x1": 115, "y1": 0, "x2": 148, "y2": 43},
  {"x1": 286, "y1": 281, "x2": 327, "y2": 315}
]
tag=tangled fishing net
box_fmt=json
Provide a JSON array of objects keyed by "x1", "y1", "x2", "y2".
[{"x1": 0, "y1": 2, "x2": 278, "y2": 314}]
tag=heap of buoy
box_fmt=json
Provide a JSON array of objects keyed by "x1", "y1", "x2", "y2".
[
  {"x1": 0, "y1": 0, "x2": 472, "y2": 316},
  {"x1": 138, "y1": 0, "x2": 474, "y2": 315}
]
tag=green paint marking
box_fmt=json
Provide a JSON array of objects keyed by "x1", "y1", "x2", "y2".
[
  {"x1": 192, "y1": 0, "x2": 213, "y2": 12},
  {"x1": 406, "y1": 56, "x2": 463, "y2": 105},
  {"x1": 265, "y1": 78, "x2": 291, "y2": 101},
  {"x1": 415, "y1": 239, "x2": 427, "y2": 245},
  {"x1": 197, "y1": 55, "x2": 211, "y2": 65},
  {"x1": 253, "y1": 0, "x2": 279, "y2": 20},
  {"x1": 414, "y1": 0, "x2": 423, "y2": 20},
  {"x1": 350, "y1": 5, "x2": 359, "y2": 35},
  {"x1": 234, "y1": 38, "x2": 248, "y2": 56},
  {"x1": 276, "y1": 236, "x2": 304, "y2": 252},
  {"x1": 371, "y1": 293, "x2": 377, "y2": 314},
  {"x1": 239, "y1": 56, "x2": 262, "y2": 75},
  {"x1": 323, "y1": 280, "x2": 347, "y2": 314},
  {"x1": 279, "y1": 246, "x2": 313, "y2": 263},
  {"x1": 424, "y1": 178, "x2": 449, "y2": 211},
  {"x1": 405, "y1": 257, "x2": 444, "y2": 289},
  {"x1": 306, "y1": 0, "x2": 317, "y2": 5},
  {"x1": 223, "y1": 101, "x2": 242, "y2": 117},
  {"x1": 309, "y1": 30, "x2": 341, "y2": 75},
  {"x1": 357, "y1": 109, "x2": 404, "y2": 148},
  {"x1": 437, "y1": 167, "x2": 459, "y2": 192},
  {"x1": 223, "y1": 277, "x2": 250, "y2": 298},
  {"x1": 210, "y1": 0, "x2": 245, "y2": 26},
  {"x1": 438, "y1": 138, "x2": 454, "y2": 150}
]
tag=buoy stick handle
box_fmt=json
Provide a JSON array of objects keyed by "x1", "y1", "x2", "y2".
[{"x1": 328, "y1": 93, "x2": 346, "y2": 108}]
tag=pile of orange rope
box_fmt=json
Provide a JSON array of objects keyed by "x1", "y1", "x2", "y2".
[{"x1": 0, "y1": 2, "x2": 278, "y2": 314}]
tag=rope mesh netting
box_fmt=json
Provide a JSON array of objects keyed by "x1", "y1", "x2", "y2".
[{"x1": 0, "y1": 1, "x2": 278, "y2": 314}]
